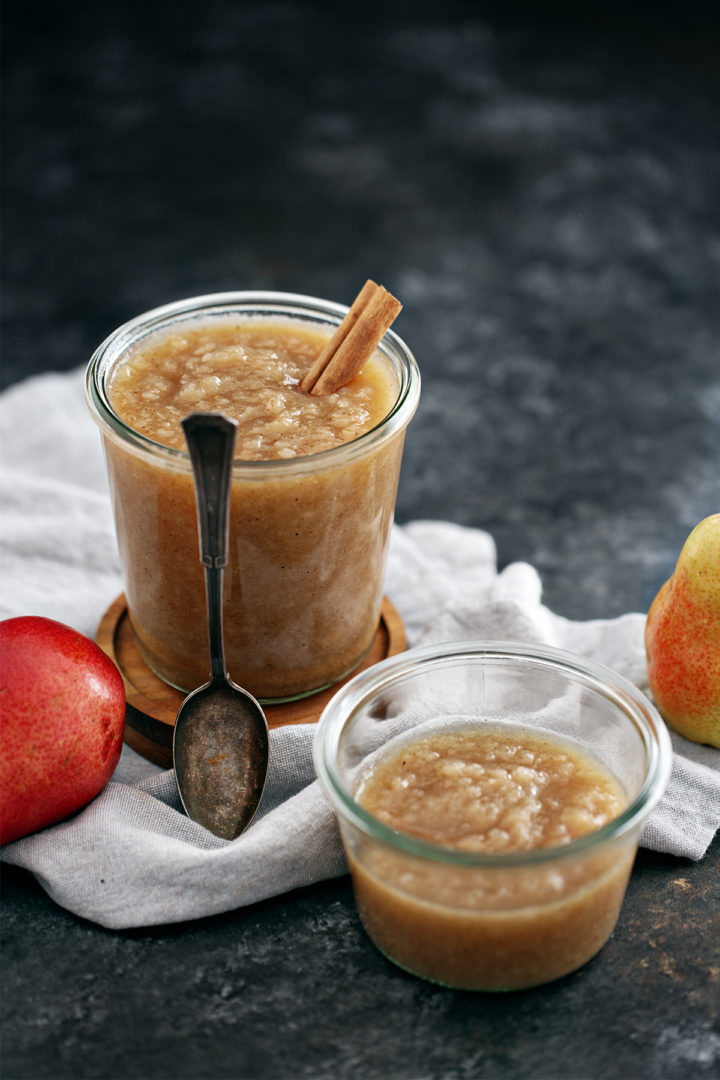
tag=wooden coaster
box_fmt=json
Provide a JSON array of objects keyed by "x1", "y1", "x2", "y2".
[{"x1": 96, "y1": 595, "x2": 406, "y2": 768}]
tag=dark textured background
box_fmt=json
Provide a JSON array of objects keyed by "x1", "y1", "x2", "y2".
[{"x1": 2, "y1": 2, "x2": 719, "y2": 1078}]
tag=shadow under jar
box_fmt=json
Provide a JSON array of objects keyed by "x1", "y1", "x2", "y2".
[
  {"x1": 314, "y1": 641, "x2": 672, "y2": 991},
  {"x1": 86, "y1": 291, "x2": 420, "y2": 702}
]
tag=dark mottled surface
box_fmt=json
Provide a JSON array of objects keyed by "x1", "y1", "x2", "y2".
[{"x1": 2, "y1": 2, "x2": 719, "y2": 1078}]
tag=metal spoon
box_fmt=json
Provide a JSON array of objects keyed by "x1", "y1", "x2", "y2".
[{"x1": 173, "y1": 412, "x2": 269, "y2": 840}]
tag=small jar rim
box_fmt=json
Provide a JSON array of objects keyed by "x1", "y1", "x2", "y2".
[
  {"x1": 84, "y1": 290, "x2": 421, "y2": 476},
  {"x1": 314, "y1": 639, "x2": 673, "y2": 868}
]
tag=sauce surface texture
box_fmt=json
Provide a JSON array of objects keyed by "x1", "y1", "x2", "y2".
[
  {"x1": 356, "y1": 728, "x2": 626, "y2": 853},
  {"x1": 108, "y1": 319, "x2": 397, "y2": 459}
]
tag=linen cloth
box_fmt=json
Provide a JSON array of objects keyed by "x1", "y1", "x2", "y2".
[{"x1": 1, "y1": 368, "x2": 718, "y2": 930}]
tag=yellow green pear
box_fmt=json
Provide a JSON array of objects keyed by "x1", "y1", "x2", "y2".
[{"x1": 645, "y1": 514, "x2": 720, "y2": 747}]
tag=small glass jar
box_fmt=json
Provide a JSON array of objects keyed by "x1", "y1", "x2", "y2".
[
  {"x1": 85, "y1": 291, "x2": 420, "y2": 701},
  {"x1": 314, "y1": 640, "x2": 672, "y2": 991}
]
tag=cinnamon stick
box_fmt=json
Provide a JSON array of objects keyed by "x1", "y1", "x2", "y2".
[{"x1": 300, "y1": 279, "x2": 402, "y2": 396}]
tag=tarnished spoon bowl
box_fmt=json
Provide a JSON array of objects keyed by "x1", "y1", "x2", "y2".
[{"x1": 174, "y1": 677, "x2": 268, "y2": 839}]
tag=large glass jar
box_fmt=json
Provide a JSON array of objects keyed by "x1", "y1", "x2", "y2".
[{"x1": 86, "y1": 291, "x2": 420, "y2": 701}]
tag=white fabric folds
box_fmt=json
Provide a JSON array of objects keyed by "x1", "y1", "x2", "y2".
[{"x1": 1, "y1": 369, "x2": 718, "y2": 929}]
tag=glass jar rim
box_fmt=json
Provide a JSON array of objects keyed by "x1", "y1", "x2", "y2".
[
  {"x1": 85, "y1": 289, "x2": 421, "y2": 476},
  {"x1": 314, "y1": 639, "x2": 673, "y2": 868}
]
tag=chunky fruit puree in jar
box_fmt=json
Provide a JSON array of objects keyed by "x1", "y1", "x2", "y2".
[
  {"x1": 86, "y1": 292, "x2": 420, "y2": 700},
  {"x1": 349, "y1": 727, "x2": 634, "y2": 991},
  {"x1": 315, "y1": 642, "x2": 672, "y2": 993}
]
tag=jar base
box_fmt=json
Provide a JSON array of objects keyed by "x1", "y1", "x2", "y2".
[{"x1": 95, "y1": 592, "x2": 406, "y2": 769}]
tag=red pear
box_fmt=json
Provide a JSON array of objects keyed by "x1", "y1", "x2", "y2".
[
  {"x1": 645, "y1": 515, "x2": 720, "y2": 747},
  {"x1": 0, "y1": 616, "x2": 126, "y2": 844}
]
